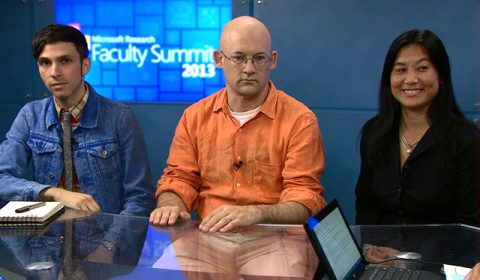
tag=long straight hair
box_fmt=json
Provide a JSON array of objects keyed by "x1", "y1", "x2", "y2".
[{"x1": 366, "y1": 29, "x2": 468, "y2": 165}]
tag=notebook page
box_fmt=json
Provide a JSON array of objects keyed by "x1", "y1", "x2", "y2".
[{"x1": 0, "y1": 201, "x2": 64, "y2": 223}]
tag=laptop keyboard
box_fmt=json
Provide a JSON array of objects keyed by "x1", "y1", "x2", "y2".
[{"x1": 368, "y1": 266, "x2": 422, "y2": 280}]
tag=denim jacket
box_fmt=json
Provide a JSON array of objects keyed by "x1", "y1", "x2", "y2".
[{"x1": 0, "y1": 84, "x2": 155, "y2": 218}]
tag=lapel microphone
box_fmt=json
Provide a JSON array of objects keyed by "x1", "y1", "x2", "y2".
[{"x1": 233, "y1": 160, "x2": 243, "y2": 170}]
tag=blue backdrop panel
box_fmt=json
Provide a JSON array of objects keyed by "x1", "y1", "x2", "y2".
[{"x1": 55, "y1": 0, "x2": 231, "y2": 102}]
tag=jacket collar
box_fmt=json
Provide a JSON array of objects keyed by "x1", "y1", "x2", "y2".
[
  {"x1": 213, "y1": 80, "x2": 277, "y2": 120},
  {"x1": 45, "y1": 82, "x2": 99, "y2": 129}
]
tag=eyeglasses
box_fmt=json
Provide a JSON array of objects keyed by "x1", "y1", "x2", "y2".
[{"x1": 220, "y1": 51, "x2": 270, "y2": 67}]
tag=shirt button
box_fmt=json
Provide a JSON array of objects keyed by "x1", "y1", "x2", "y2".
[
  {"x1": 58, "y1": 147, "x2": 63, "y2": 153},
  {"x1": 236, "y1": 183, "x2": 241, "y2": 187},
  {"x1": 49, "y1": 174, "x2": 55, "y2": 180},
  {"x1": 101, "y1": 150, "x2": 108, "y2": 157}
]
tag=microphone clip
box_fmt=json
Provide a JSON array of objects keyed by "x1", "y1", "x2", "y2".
[{"x1": 233, "y1": 160, "x2": 243, "y2": 170}]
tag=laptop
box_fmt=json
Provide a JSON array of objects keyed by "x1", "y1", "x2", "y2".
[{"x1": 303, "y1": 199, "x2": 443, "y2": 280}]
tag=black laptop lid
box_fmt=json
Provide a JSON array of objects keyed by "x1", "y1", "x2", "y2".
[{"x1": 304, "y1": 199, "x2": 367, "y2": 280}]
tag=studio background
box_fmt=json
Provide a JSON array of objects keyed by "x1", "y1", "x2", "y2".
[{"x1": 1, "y1": 0, "x2": 478, "y2": 224}]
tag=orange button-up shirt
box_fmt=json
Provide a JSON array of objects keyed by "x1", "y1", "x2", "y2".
[{"x1": 156, "y1": 81, "x2": 326, "y2": 219}]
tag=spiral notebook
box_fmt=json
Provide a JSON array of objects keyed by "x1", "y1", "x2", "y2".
[{"x1": 0, "y1": 201, "x2": 64, "y2": 228}]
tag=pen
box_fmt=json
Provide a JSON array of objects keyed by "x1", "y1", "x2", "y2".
[{"x1": 15, "y1": 201, "x2": 46, "y2": 213}]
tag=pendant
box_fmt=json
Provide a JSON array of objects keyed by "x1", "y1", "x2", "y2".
[{"x1": 406, "y1": 148, "x2": 412, "y2": 153}]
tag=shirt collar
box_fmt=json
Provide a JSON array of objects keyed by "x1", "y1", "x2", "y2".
[
  {"x1": 54, "y1": 84, "x2": 89, "y2": 120},
  {"x1": 258, "y1": 81, "x2": 277, "y2": 119},
  {"x1": 214, "y1": 80, "x2": 277, "y2": 119}
]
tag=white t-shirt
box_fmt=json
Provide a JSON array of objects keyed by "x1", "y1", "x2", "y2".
[{"x1": 229, "y1": 106, "x2": 261, "y2": 126}]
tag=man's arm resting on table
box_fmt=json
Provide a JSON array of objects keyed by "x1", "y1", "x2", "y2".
[
  {"x1": 199, "y1": 201, "x2": 310, "y2": 232},
  {"x1": 149, "y1": 192, "x2": 191, "y2": 225},
  {"x1": 257, "y1": 201, "x2": 311, "y2": 224},
  {"x1": 40, "y1": 187, "x2": 101, "y2": 212}
]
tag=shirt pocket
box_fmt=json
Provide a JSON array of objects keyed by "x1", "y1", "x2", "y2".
[
  {"x1": 86, "y1": 141, "x2": 121, "y2": 181},
  {"x1": 27, "y1": 133, "x2": 60, "y2": 182},
  {"x1": 253, "y1": 160, "x2": 283, "y2": 199}
]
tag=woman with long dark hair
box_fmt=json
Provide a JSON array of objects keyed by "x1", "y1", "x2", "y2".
[{"x1": 355, "y1": 29, "x2": 480, "y2": 226}]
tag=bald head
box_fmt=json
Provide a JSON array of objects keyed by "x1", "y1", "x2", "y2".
[
  {"x1": 214, "y1": 16, "x2": 277, "y2": 111},
  {"x1": 220, "y1": 16, "x2": 272, "y2": 53}
]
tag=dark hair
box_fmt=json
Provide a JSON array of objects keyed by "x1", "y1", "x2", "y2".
[
  {"x1": 31, "y1": 24, "x2": 89, "y2": 60},
  {"x1": 365, "y1": 29, "x2": 468, "y2": 165}
]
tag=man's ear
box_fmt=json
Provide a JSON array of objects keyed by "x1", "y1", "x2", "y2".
[
  {"x1": 268, "y1": 51, "x2": 278, "y2": 70},
  {"x1": 81, "y1": 58, "x2": 91, "y2": 76},
  {"x1": 213, "y1": 50, "x2": 224, "y2": 68}
]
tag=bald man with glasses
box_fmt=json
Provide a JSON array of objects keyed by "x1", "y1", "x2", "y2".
[{"x1": 150, "y1": 16, "x2": 326, "y2": 233}]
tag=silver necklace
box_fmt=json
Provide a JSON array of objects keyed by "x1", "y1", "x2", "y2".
[{"x1": 400, "y1": 132, "x2": 420, "y2": 154}]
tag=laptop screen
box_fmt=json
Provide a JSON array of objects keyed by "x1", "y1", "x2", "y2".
[{"x1": 305, "y1": 200, "x2": 364, "y2": 279}]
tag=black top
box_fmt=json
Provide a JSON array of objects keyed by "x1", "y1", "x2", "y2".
[{"x1": 355, "y1": 118, "x2": 480, "y2": 226}]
